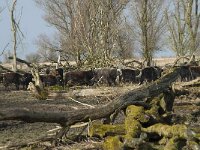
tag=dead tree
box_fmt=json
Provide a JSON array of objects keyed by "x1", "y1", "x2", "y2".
[
  {"x1": 0, "y1": 67, "x2": 181, "y2": 126},
  {"x1": 10, "y1": 0, "x2": 24, "y2": 72},
  {"x1": 27, "y1": 64, "x2": 48, "y2": 100},
  {"x1": 10, "y1": 0, "x2": 17, "y2": 72}
]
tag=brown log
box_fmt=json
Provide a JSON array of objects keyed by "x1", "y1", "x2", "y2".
[
  {"x1": 8, "y1": 56, "x2": 32, "y2": 67},
  {"x1": 0, "y1": 67, "x2": 181, "y2": 126},
  {"x1": 172, "y1": 77, "x2": 200, "y2": 95}
]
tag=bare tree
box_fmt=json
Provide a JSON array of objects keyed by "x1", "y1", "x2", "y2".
[
  {"x1": 35, "y1": 34, "x2": 60, "y2": 62},
  {"x1": 10, "y1": 0, "x2": 18, "y2": 71},
  {"x1": 130, "y1": 0, "x2": 166, "y2": 66},
  {"x1": 35, "y1": 0, "x2": 130, "y2": 68},
  {"x1": 184, "y1": 0, "x2": 200, "y2": 55},
  {"x1": 25, "y1": 53, "x2": 41, "y2": 63},
  {"x1": 165, "y1": 0, "x2": 200, "y2": 57},
  {"x1": 9, "y1": 0, "x2": 24, "y2": 72}
]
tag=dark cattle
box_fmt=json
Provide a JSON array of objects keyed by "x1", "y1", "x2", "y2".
[
  {"x1": 179, "y1": 66, "x2": 192, "y2": 82},
  {"x1": 0, "y1": 74, "x2": 3, "y2": 83},
  {"x1": 42, "y1": 68, "x2": 64, "y2": 87},
  {"x1": 64, "y1": 70, "x2": 94, "y2": 86},
  {"x1": 120, "y1": 69, "x2": 139, "y2": 84},
  {"x1": 2, "y1": 72, "x2": 22, "y2": 90},
  {"x1": 137, "y1": 66, "x2": 163, "y2": 85},
  {"x1": 55, "y1": 68, "x2": 64, "y2": 86},
  {"x1": 92, "y1": 68, "x2": 121, "y2": 86},
  {"x1": 190, "y1": 66, "x2": 200, "y2": 77},
  {"x1": 43, "y1": 74, "x2": 57, "y2": 86},
  {"x1": 179, "y1": 65, "x2": 200, "y2": 82},
  {"x1": 21, "y1": 73, "x2": 33, "y2": 89}
]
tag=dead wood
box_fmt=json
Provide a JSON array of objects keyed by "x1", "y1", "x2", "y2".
[
  {"x1": 172, "y1": 56, "x2": 190, "y2": 67},
  {"x1": 123, "y1": 59, "x2": 143, "y2": 69},
  {"x1": 173, "y1": 77, "x2": 200, "y2": 88},
  {"x1": 172, "y1": 77, "x2": 200, "y2": 96},
  {"x1": 8, "y1": 56, "x2": 32, "y2": 67},
  {"x1": 27, "y1": 64, "x2": 48, "y2": 100},
  {"x1": 0, "y1": 64, "x2": 15, "y2": 73},
  {"x1": 0, "y1": 67, "x2": 181, "y2": 127}
]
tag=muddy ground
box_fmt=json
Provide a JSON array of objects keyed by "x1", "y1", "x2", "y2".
[{"x1": 0, "y1": 83, "x2": 199, "y2": 149}]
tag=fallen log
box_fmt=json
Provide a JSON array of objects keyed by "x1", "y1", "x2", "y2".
[
  {"x1": 8, "y1": 56, "x2": 32, "y2": 67},
  {"x1": 0, "y1": 67, "x2": 181, "y2": 127}
]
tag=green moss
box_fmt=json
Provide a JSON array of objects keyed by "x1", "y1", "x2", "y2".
[
  {"x1": 126, "y1": 105, "x2": 149, "y2": 123},
  {"x1": 164, "y1": 137, "x2": 187, "y2": 150},
  {"x1": 34, "y1": 87, "x2": 48, "y2": 100},
  {"x1": 145, "y1": 105, "x2": 161, "y2": 121},
  {"x1": 103, "y1": 136, "x2": 123, "y2": 150},
  {"x1": 88, "y1": 123, "x2": 125, "y2": 138},
  {"x1": 187, "y1": 140, "x2": 200, "y2": 150},
  {"x1": 124, "y1": 105, "x2": 149, "y2": 140},
  {"x1": 142, "y1": 123, "x2": 188, "y2": 138},
  {"x1": 159, "y1": 137, "x2": 168, "y2": 145},
  {"x1": 48, "y1": 85, "x2": 63, "y2": 91},
  {"x1": 125, "y1": 119, "x2": 141, "y2": 139}
]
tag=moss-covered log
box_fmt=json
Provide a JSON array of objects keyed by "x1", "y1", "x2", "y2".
[
  {"x1": 142, "y1": 123, "x2": 190, "y2": 138},
  {"x1": 88, "y1": 122, "x2": 125, "y2": 138}
]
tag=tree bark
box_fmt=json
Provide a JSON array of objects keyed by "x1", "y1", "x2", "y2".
[
  {"x1": 0, "y1": 67, "x2": 181, "y2": 126},
  {"x1": 10, "y1": 0, "x2": 17, "y2": 72}
]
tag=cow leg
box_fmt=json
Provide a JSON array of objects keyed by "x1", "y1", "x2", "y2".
[
  {"x1": 138, "y1": 77, "x2": 144, "y2": 85},
  {"x1": 15, "y1": 83, "x2": 19, "y2": 90}
]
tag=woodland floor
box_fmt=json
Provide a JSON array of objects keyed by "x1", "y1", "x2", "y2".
[{"x1": 0, "y1": 83, "x2": 199, "y2": 149}]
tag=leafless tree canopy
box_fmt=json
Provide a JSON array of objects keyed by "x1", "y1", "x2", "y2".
[
  {"x1": 130, "y1": 0, "x2": 166, "y2": 66},
  {"x1": 34, "y1": 0, "x2": 200, "y2": 67},
  {"x1": 165, "y1": 0, "x2": 200, "y2": 57},
  {"x1": 35, "y1": 0, "x2": 131, "y2": 68}
]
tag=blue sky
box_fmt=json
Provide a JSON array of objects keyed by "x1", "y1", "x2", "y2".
[{"x1": 0, "y1": 0, "x2": 55, "y2": 61}]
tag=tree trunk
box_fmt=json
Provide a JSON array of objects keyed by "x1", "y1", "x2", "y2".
[
  {"x1": 10, "y1": 0, "x2": 17, "y2": 72},
  {"x1": 0, "y1": 67, "x2": 181, "y2": 126}
]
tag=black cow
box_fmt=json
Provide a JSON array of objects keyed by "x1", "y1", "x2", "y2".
[
  {"x1": 190, "y1": 66, "x2": 200, "y2": 77},
  {"x1": 64, "y1": 70, "x2": 94, "y2": 86},
  {"x1": 0, "y1": 73, "x2": 3, "y2": 83},
  {"x1": 120, "y1": 69, "x2": 140, "y2": 84},
  {"x1": 21, "y1": 73, "x2": 33, "y2": 89},
  {"x1": 179, "y1": 65, "x2": 200, "y2": 82},
  {"x1": 42, "y1": 68, "x2": 64, "y2": 87},
  {"x1": 55, "y1": 68, "x2": 64, "y2": 86},
  {"x1": 92, "y1": 68, "x2": 121, "y2": 86},
  {"x1": 42, "y1": 74, "x2": 57, "y2": 86},
  {"x1": 2, "y1": 72, "x2": 22, "y2": 90},
  {"x1": 137, "y1": 66, "x2": 163, "y2": 85},
  {"x1": 179, "y1": 66, "x2": 192, "y2": 82}
]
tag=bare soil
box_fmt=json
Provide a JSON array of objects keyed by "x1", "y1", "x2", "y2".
[{"x1": 0, "y1": 83, "x2": 199, "y2": 149}]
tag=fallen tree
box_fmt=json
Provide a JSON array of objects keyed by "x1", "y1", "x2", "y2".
[{"x1": 0, "y1": 67, "x2": 181, "y2": 126}]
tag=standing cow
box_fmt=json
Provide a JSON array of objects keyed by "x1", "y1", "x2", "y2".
[
  {"x1": 137, "y1": 66, "x2": 163, "y2": 85},
  {"x1": 64, "y1": 70, "x2": 94, "y2": 86},
  {"x1": 2, "y1": 72, "x2": 22, "y2": 90},
  {"x1": 42, "y1": 68, "x2": 64, "y2": 87},
  {"x1": 119, "y1": 69, "x2": 140, "y2": 84},
  {"x1": 92, "y1": 68, "x2": 121, "y2": 86},
  {"x1": 21, "y1": 72, "x2": 33, "y2": 90},
  {"x1": 179, "y1": 65, "x2": 200, "y2": 82}
]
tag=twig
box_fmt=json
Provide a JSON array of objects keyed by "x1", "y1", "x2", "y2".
[
  {"x1": 0, "y1": 43, "x2": 9, "y2": 56},
  {"x1": 68, "y1": 97, "x2": 95, "y2": 108}
]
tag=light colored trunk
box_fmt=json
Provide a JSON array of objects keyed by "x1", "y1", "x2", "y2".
[{"x1": 10, "y1": 0, "x2": 17, "y2": 72}]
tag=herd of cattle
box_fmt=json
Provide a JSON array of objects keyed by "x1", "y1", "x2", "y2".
[{"x1": 0, "y1": 64, "x2": 200, "y2": 90}]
